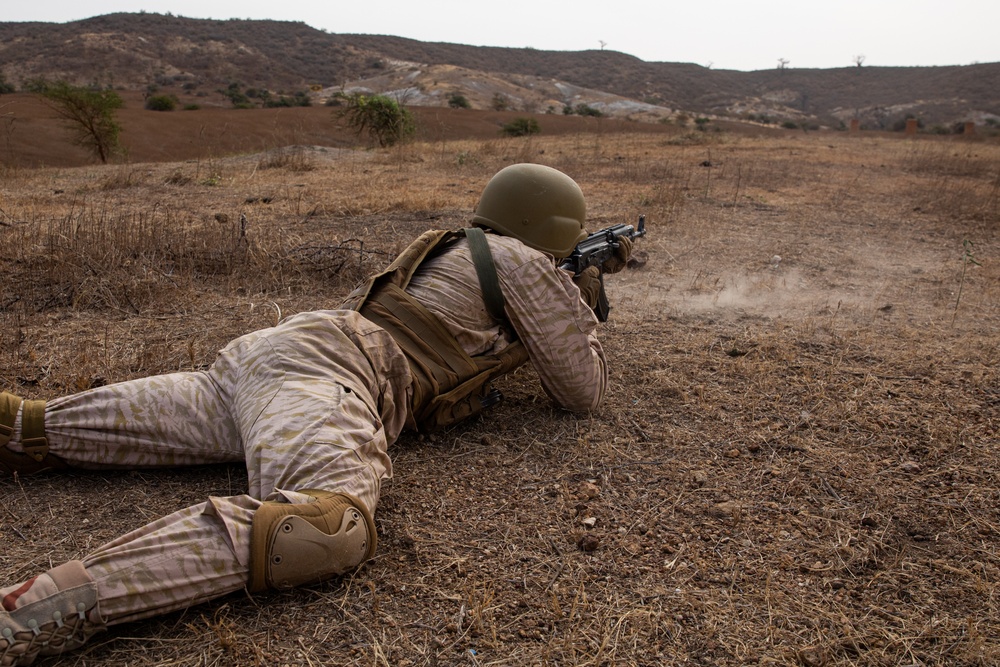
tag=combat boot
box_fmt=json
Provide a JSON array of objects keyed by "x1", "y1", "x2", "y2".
[{"x1": 0, "y1": 561, "x2": 106, "y2": 666}]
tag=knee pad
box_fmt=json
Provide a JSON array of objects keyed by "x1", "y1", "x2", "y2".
[{"x1": 248, "y1": 491, "x2": 377, "y2": 592}]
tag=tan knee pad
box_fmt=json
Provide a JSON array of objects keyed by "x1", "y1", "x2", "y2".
[{"x1": 248, "y1": 491, "x2": 377, "y2": 592}]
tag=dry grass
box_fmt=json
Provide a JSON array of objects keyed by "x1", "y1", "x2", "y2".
[{"x1": 1, "y1": 127, "x2": 999, "y2": 666}]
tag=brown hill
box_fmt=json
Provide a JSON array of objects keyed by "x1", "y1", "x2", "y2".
[{"x1": 2, "y1": 12, "x2": 999, "y2": 129}]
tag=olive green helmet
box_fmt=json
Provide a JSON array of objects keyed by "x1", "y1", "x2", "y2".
[{"x1": 472, "y1": 163, "x2": 587, "y2": 259}]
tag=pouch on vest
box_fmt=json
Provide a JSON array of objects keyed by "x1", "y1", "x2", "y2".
[{"x1": 343, "y1": 229, "x2": 528, "y2": 432}]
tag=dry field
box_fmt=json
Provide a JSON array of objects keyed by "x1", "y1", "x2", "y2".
[{"x1": 1, "y1": 123, "x2": 999, "y2": 666}]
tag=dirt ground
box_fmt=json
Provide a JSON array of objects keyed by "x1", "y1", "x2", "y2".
[
  {"x1": 0, "y1": 92, "x2": 681, "y2": 169},
  {"x1": 1, "y1": 119, "x2": 998, "y2": 666}
]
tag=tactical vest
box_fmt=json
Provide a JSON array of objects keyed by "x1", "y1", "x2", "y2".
[{"x1": 342, "y1": 228, "x2": 529, "y2": 432}]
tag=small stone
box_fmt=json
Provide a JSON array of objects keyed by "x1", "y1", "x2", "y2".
[
  {"x1": 579, "y1": 481, "x2": 601, "y2": 499},
  {"x1": 900, "y1": 461, "x2": 921, "y2": 474},
  {"x1": 724, "y1": 448, "x2": 741, "y2": 458},
  {"x1": 581, "y1": 516, "x2": 598, "y2": 528}
]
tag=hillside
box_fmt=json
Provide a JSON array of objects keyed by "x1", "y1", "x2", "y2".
[{"x1": 1, "y1": 13, "x2": 999, "y2": 128}]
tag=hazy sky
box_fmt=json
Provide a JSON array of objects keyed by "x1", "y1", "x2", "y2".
[{"x1": 5, "y1": 0, "x2": 998, "y2": 72}]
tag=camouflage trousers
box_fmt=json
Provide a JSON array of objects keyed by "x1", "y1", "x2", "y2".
[{"x1": 1, "y1": 310, "x2": 411, "y2": 625}]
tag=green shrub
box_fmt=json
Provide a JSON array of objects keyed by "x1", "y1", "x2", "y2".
[
  {"x1": 337, "y1": 93, "x2": 415, "y2": 147},
  {"x1": 145, "y1": 95, "x2": 177, "y2": 111},
  {"x1": 448, "y1": 93, "x2": 471, "y2": 109},
  {"x1": 220, "y1": 82, "x2": 252, "y2": 108},
  {"x1": 501, "y1": 117, "x2": 540, "y2": 137},
  {"x1": 0, "y1": 73, "x2": 15, "y2": 94},
  {"x1": 574, "y1": 103, "x2": 604, "y2": 118},
  {"x1": 264, "y1": 91, "x2": 312, "y2": 108},
  {"x1": 782, "y1": 120, "x2": 798, "y2": 129}
]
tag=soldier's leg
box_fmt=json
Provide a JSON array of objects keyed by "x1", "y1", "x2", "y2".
[
  {"x1": 236, "y1": 312, "x2": 393, "y2": 591},
  {"x1": 0, "y1": 334, "x2": 259, "y2": 475},
  {"x1": 239, "y1": 312, "x2": 394, "y2": 510},
  {"x1": 241, "y1": 375, "x2": 387, "y2": 591},
  {"x1": 32, "y1": 324, "x2": 387, "y2": 617},
  {"x1": 1, "y1": 315, "x2": 398, "y2": 661},
  {"x1": 0, "y1": 495, "x2": 256, "y2": 666},
  {"x1": 81, "y1": 495, "x2": 257, "y2": 624}
]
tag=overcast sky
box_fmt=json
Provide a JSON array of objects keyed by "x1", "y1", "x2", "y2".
[{"x1": 6, "y1": 0, "x2": 998, "y2": 72}]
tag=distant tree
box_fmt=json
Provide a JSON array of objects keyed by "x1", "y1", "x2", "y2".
[
  {"x1": 574, "y1": 103, "x2": 604, "y2": 118},
  {"x1": 501, "y1": 117, "x2": 540, "y2": 137},
  {"x1": 220, "y1": 82, "x2": 253, "y2": 109},
  {"x1": 145, "y1": 94, "x2": 177, "y2": 111},
  {"x1": 448, "y1": 92, "x2": 471, "y2": 109},
  {"x1": 777, "y1": 58, "x2": 790, "y2": 71},
  {"x1": 853, "y1": 54, "x2": 866, "y2": 68},
  {"x1": 491, "y1": 93, "x2": 511, "y2": 111},
  {"x1": 32, "y1": 80, "x2": 123, "y2": 163},
  {"x1": 598, "y1": 40, "x2": 607, "y2": 50},
  {"x1": 264, "y1": 91, "x2": 311, "y2": 107},
  {"x1": 337, "y1": 93, "x2": 415, "y2": 147}
]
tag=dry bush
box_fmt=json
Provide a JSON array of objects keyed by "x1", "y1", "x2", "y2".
[{"x1": 1, "y1": 129, "x2": 999, "y2": 667}]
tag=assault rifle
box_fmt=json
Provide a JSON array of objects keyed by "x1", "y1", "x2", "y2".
[{"x1": 559, "y1": 215, "x2": 646, "y2": 322}]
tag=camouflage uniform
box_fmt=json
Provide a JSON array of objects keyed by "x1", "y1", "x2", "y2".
[{"x1": 0, "y1": 232, "x2": 605, "y2": 664}]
